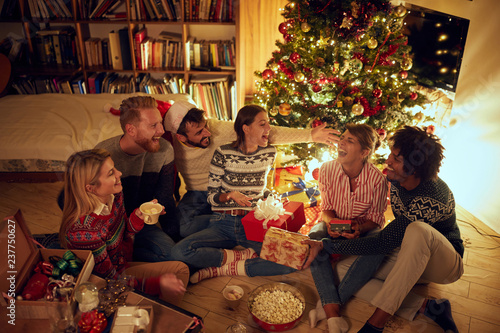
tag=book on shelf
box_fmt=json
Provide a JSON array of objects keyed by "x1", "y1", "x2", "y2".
[
  {"x1": 0, "y1": 0, "x2": 21, "y2": 19},
  {"x1": 108, "y1": 30, "x2": 123, "y2": 70},
  {"x1": 118, "y1": 28, "x2": 133, "y2": 70},
  {"x1": 35, "y1": 26, "x2": 78, "y2": 66},
  {"x1": 189, "y1": 75, "x2": 234, "y2": 120},
  {"x1": 134, "y1": 27, "x2": 147, "y2": 70}
]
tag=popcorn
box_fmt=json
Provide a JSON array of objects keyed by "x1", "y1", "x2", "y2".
[{"x1": 249, "y1": 289, "x2": 304, "y2": 324}]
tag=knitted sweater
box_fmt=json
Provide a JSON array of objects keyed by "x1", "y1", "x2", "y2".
[
  {"x1": 66, "y1": 192, "x2": 144, "y2": 279},
  {"x1": 207, "y1": 144, "x2": 276, "y2": 210},
  {"x1": 322, "y1": 177, "x2": 464, "y2": 257},
  {"x1": 173, "y1": 118, "x2": 312, "y2": 192},
  {"x1": 95, "y1": 136, "x2": 178, "y2": 238}
]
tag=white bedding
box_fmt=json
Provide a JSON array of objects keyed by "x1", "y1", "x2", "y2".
[{"x1": 0, "y1": 93, "x2": 192, "y2": 172}]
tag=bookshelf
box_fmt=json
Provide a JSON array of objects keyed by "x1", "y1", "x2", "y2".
[{"x1": 0, "y1": 0, "x2": 242, "y2": 117}]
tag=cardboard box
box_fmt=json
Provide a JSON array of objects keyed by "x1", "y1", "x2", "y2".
[
  {"x1": 242, "y1": 201, "x2": 306, "y2": 242},
  {"x1": 0, "y1": 210, "x2": 95, "y2": 319},
  {"x1": 260, "y1": 227, "x2": 310, "y2": 269},
  {"x1": 274, "y1": 168, "x2": 321, "y2": 208}
]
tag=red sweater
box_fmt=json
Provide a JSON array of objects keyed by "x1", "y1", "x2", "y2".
[{"x1": 66, "y1": 192, "x2": 144, "y2": 279}]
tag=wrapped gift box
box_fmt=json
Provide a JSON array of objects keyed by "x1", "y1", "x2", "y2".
[
  {"x1": 274, "y1": 167, "x2": 321, "y2": 208},
  {"x1": 260, "y1": 227, "x2": 310, "y2": 269},
  {"x1": 0, "y1": 210, "x2": 94, "y2": 319},
  {"x1": 242, "y1": 201, "x2": 305, "y2": 243}
]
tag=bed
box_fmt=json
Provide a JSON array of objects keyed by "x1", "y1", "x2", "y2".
[{"x1": 0, "y1": 92, "x2": 192, "y2": 182}]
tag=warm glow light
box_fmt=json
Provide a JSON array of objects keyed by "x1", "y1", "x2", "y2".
[
  {"x1": 438, "y1": 34, "x2": 448, "y2": 41},
  {"x1": 440, "y1": 67, "x2": 449, "y2": 74}
]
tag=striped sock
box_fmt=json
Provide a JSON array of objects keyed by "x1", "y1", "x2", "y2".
[
  {"x1": 223, "y1": 248, "x2": 257, "y2": 264},
  {"x1": 190, "y1": 261, "x2": 247, "y2": 284}
]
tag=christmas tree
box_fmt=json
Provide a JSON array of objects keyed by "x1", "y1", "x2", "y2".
[{"x1": 254, "y1": 0, "x2": 431, "y2": 166}]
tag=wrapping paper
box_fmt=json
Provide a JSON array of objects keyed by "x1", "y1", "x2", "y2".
[{"x1": 260, "y1": 227, "x2": 310, "y2": 269}]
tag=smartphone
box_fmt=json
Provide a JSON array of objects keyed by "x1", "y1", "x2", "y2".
[{"x1": 329, "y1": 220, "x2": 352, "y2": 232}]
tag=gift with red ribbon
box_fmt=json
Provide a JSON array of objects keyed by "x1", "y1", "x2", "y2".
[
  {"x1": 78, "y1": 309, "x2": 107, "y2": 333},
  {"x1": 242, "y1": 195, "x2": 305, "y2": 242}
]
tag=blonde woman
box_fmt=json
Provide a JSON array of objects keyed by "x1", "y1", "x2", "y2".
[{"x1": 59, "y1": 149, "x2": 188, "y2": 305}]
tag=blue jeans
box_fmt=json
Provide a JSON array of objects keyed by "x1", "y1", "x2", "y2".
[
  {"x1": 308, "y1": 221, "x2": 385, "y2": 306},
  {"x1": 171, "y1": 213, "x2": 296, "y2": 277},
  {"x1": 133, "y1": 225, "x2": 175, "y2": 262},
  {"x1": 177, "y1": 191, "x2": 213, "y2": 238}
]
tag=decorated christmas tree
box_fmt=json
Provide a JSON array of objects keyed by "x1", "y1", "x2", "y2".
[{"x1": 254, "y1": 0, "x2": 432, "y2": 166}]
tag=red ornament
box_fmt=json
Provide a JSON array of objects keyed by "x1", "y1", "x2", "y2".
[
  {"x1": 78, "y1": 309, "x2": 107, "y2": 333},
  {"x1": 21, "y1": 272, "x2": 49, "y2": 301},
  {"x1": 410, "y1": 92, "x2": 418, "y2": 100},
  {"x1": 399, "y1": 70, "x2": 408, "y2": 79},
  {"x1": 372, "y1": 88, "x2": 382, "y2": 98},
  {"x1": 312, "y1": 168, "x2": 320, "y2": 180},
  {"x1": 426, "y1": 125, "x2": 436, "y2": 134},
  {"x1": 376, "y1": 128, "x2": 387, "y2": 140},
  {"x1": 284, "y1": 34, "x2": 293, "y2": 42},
  {"x1": 262, "y1": 69, "x2": 274, "y2": 80},
  {"x1": 312, "y1": 84, "x2": 322, "y2": 93},
  {"x1": 312, "y1": 119, "x2": 324, "y2": 128},
  {"x1": 290, "y1": 52, "x2": 301, "y2": 64},
  {"x1": 278, "y1": 22, "x2": 288, "y2": 34}
]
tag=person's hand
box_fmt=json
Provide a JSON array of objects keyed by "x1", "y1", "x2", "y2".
[
  {"x1": 159, "y1": 273, "x2": 186, "y2": 298},
  {"x1": 300, "y1": 239, "x2": 324, "y2": 270},
  {"x1": 341, "y1": 222, "x2": 360, "y2": 239},
  {"x1": 227, "y1": 191, "x2": 253, "y2": 207},
  {"x1": 311, "y1": 123, "x2": 340, "y2": 147}
]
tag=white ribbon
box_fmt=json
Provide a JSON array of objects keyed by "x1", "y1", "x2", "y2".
[{"x1": 253, "y1": 194, "x2": 286, "y2": 229}]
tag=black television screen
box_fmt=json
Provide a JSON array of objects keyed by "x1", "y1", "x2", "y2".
[{"x1": 403, "y1": 5, "x2": 470, "y2": 92}]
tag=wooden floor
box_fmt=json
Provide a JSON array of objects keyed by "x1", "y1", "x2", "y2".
[{"x1": 1, "y1": 181, "x2": 500, "y2": 333}]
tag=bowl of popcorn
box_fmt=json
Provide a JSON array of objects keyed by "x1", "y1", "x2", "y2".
[{"x1": 247, "y1": 282, "x2": 305, "y2": 331}]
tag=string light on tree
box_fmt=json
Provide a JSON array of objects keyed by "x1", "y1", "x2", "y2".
[{"x1": 253, "y1": 0, "x2": 431, "y2": 166}]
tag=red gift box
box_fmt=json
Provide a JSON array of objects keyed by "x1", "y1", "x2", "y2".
[{"x1": 242, "y1": 201, "x2": 306, "y2": 242}]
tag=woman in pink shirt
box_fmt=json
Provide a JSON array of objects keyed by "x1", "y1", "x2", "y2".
[{"x1": 308, "y1": 123, "x2": 388, "y2": 333}]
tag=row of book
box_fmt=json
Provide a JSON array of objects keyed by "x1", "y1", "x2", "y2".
[
  {"x1": 134, "y1": 29, "x2": 183, "y2": 70},
  {"x1": 0, "y1": 0, "x2": 21, "y2": 19},
  {"x1": 130, "y1": 0, "x2": 182, "y2": 21},
  {"x1": 34, "y1": 26, "x2": 79, "y2": 66},
  {"x1": 11, "y1": 73, "x2": 187, "y2": 95},
  {"x1": 186, "y1": 37, "x2": 235, "y2": 70},
  {"x1": 84, "y1": 28, "x2": 132, "y2": 70},
  {"x1": 188, "y1": 75, "x2": 235, "y2": 120},
  {"x1": 26, "y1": 0, "x2": 73, "y2": 20},
  {"x1": 184, "y1": 0, "x2": 233, "y2": 22}
]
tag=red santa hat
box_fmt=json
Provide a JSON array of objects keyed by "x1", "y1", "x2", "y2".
[{"x1": 163, "y1": 100, "x2": 198, "y2": 133}]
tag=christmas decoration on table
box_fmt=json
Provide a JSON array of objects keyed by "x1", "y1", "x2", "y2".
[
  {"x1": 112, "y1": 306, "x2": 152, "y2": 333},
  {"x1": 260, "y1": 227, "x2": 310, "y2": 269},
  {"x1": 254, "y1": 0, "x2": 433, "y2": 167},
  {"x1": 97, "y1": 276, "x2": 133, "y2": 317},
  {"x1": 242, "y1": 195, "x2": 306, "y2": 242},
  {"x1": 78, "y1": 309, "x2": 107, "y2": 333},
  {"x1": 75, "y1": 282, "x2": 99, "y2": 313}
]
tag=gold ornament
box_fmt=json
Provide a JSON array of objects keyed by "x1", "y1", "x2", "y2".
[
  {"x1": 279, "y1": 103, "x2": 291, "y2": 116},
  {"x1": 394, "y1": 5, "x2": 407, "y2": 17},
  {"x1": 340, "y1": 17, "x2": 353, "y2": 29},
  {"x1": 316, "y1": 57, "x2": 325, "y2": 67},
  {"x1": 294, "y1": 72, "x2": 305, "y2": 82},
  {"x1": 269, "y1": 106, "x2": 279, "y2": 116},
  {"x1": 337, "y1": 100, "x2": 343, "y2": 108},
  {"x1": 367, "y1": 38, "x2": 378, "y2": 49},
  {"x1": 333, "y1": 62, "x2": 340, "y2": 74},
  {"x1": 402, "y1": 58, "x2": 413, "y2": 71},
  {"x1": 301, "y1": 22, "x2": 311, "y2": 32},
  {"x1": 344, "y1": 96, "x2": 354, "y2": 106},
  {"x1": 352, "y1": 103, "x2": 364, "y2": 115},
  {"x1": 413, "y1": 111, "x2": 424, "y2": 123},
  {"x1": 317, "y1": 32, "x2": 329, "y2": 47},
  {"x1": 350, "y1": 58, "x2": 363, "y2": 73}
]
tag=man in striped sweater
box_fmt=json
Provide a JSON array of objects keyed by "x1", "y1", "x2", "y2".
[{"x1": 164, "y1": 100, "x2": 340, "y2": 238}]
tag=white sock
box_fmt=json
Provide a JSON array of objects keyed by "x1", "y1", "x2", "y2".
[
  {"x1": 309, "y1": 300, "x2": 327, "y2": 328},
  {"x1": 223, "y1": 248, "x2": 257, "y2": 264},
  {"x1": 190, "y1": 260, "x2": 247, "y2": 284},
  {"x1": 327, "y1": 317, "x2": 349, "y2": 333}
]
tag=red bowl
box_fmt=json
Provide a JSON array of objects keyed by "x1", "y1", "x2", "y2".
[{"x1": 247, "y1": 282, "x2": 305, "y2": 332}]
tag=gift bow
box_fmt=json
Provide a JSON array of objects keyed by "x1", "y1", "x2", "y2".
[
  {"x1": 281, "y1": 178, "x2": 320, "y2": 204},
  {"x1": 78, "y1": 309, "x2": 107, "y2": 333},
  {"x1": 253, "y1": 194, "x2": 286, "y2": 228}
]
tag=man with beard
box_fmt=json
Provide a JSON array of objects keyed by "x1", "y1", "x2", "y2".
[
  {"x1": 95, "y1": 96, "x2": 178, "y2": 262},
  {"x1": 163, "y1": 100, "x2": 340, "y2": 237},
  {"x1": 302, "y1": 126, "x2": 464, "y2": 333}
]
